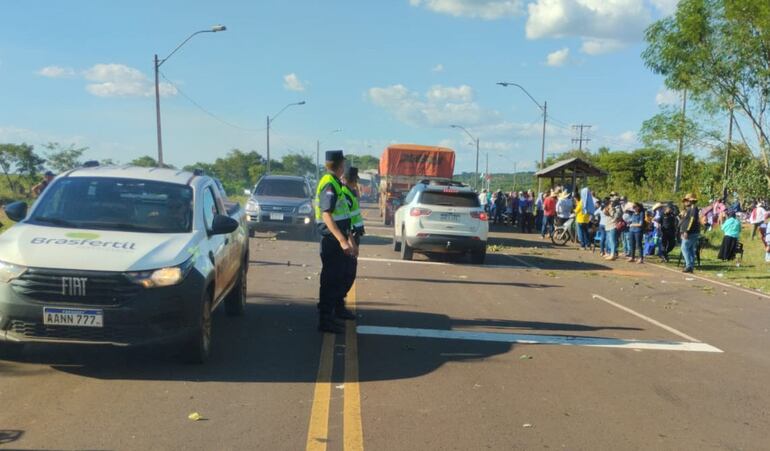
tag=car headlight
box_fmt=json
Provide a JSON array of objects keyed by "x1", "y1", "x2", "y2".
[
  {"x1": 246, "y1": 199, "x2": 259, "y2": 212},
  {"x1": 127, "y1": 258, "x2": 193, "y2": 288},
  {"x1": 298, "y1": 203, "x2": 312, "y2": 215},
  {"x1": 0, "y1": 260, "x2": 26, "y2": 283}
]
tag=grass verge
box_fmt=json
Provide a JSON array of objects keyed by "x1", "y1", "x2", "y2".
[{"x1": 660, "y1": 228, "x2": 770, "y2": 293}]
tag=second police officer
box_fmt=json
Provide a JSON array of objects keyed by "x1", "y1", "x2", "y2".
[
  {"x1": 315, "y1": 150, "x2": 354, "y2": 333},
  {"x1": 340, "y1": 166, "x2": 365, "y2": 317}
]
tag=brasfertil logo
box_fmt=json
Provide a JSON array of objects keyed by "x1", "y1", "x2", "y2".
[{"x1": 30, "y1": 233, "x2": 137, "y2": 250}]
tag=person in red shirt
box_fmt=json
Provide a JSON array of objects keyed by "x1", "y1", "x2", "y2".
[{"x1": 541, "y1": 190, "x2": 558, "y2": 238}]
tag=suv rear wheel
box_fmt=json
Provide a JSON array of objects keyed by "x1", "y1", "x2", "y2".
[
  {"x1": 392, "y1": 232, "x2": 402, "y2": 252},
  {"x1": 470, "y1": 248, "x2": 486, "y2": 264},
  {"x1": 400, "y1": 227, "x2": 413, "y2": 260}
]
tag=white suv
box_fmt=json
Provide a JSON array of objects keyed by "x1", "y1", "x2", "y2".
[{"x1": 392, "y1": 180, "x2": 489, "y2": 263}]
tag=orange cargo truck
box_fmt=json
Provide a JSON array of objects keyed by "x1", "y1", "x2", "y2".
[{"x1": 379, "y1": 144, "x2": 456, "y2": 225}]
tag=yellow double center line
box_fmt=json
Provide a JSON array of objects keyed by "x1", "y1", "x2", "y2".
[{"x1": 305, "y1": 282, "x2": 364, "y2": 451}]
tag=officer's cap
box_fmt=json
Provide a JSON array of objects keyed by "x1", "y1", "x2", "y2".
[
  {"x1": 325, "y1": 150, "x2": 345, "y2": 163},
  {"x1": 345, "y1": 166, "x2": 359, "y2": 181}
]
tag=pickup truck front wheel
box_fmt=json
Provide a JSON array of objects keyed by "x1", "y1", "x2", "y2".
[
  {"x1": 183, "y1": 293, "x2": 213, "y2": 364},
  {"x1": 225, "y1": 266, "x2": 247, "y2": 316}
]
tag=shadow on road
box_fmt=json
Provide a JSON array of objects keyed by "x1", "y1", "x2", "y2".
[
  {"x1": 0, "y1": 430, "x2": 24, "y2": 446},
  {"x1": 6, "y1": 300, "x2": 516, "y2": 384}
]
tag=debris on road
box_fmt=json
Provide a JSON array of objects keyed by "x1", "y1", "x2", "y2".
[
  {"x1": 188, "y1": 412, "x2": 204, "y2": 421},
  {"x1": 519, "y1": 354, "x2": 533, "y2": 360},
  {"x1": 522, "y1": 423, "x2": 533, "y2": 428}
]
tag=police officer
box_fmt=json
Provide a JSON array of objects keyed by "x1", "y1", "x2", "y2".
[
  {"x1": 340, "y1": 166, "x2": 365, "y2": 319},
  {"x1": 315, "y1": 150, "x2": 353, "y2": 333}
]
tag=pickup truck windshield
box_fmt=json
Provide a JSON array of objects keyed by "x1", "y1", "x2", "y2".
[
  {"x1": 255, "y1": 179, "x2": 308, "y2": 198},
  {"x1": 29, "y1": 177, "x2": 194, "y2": 233}
]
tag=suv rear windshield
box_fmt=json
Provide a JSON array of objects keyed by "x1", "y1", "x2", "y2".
[
  {"x1": 255, "y1": 179, "x2": 309, "y2": 198},
  {"x1": 29, "y1": 177, "x2": 194, "y2": 234},
  {"x1": 419, "y1": 191, "x2": 480, "y2": 207}
]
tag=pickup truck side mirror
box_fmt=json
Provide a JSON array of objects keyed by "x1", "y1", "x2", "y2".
[
  {"x1": 4, "y1": 201, "x2": 28, "y2": 222},
  {"x1": 210, "y1": 214, "x2": 239, "y2": 235}
]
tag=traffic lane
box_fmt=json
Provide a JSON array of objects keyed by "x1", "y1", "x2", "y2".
[
  {"x1": 0, "y1": 236, "x2": 323, "y2": 450},
  {"x1": 497, "y1": 231, "x2": 770, "y2": 364},
  {"x1": 354, "y1": 258, "x2": 766, "y2": 450}
]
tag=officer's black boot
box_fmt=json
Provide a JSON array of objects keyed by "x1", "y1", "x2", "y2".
[
  {"x1": 318, "y1": 314, "x2": 344, "y2": 334},
  {"x1": 335, "y1": 303, "x2": 356, "y2": 320}
]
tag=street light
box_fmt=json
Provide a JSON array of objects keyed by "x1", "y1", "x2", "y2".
[
  {"x1": 266, "y1": 101, "x2": 306, "y2": 173},
  {"x1": 154, "y1": 24, "x2": 227, "y2": 167},
  {"x1": 496, "y1": 82, "x2": 547, "y2": 192},
  {"x1": 450, "y1": 124, "x2": 480, "y2": 191},
  {"x1": 316, "y1": 129, "x2": 343, "y2": 181}
]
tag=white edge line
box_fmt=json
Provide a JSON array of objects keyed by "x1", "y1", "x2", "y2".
[
  {"x1": 357, "y1": 326, "x2": 723, "y2": 353},
  {"x1": 592, "y1": 293, "x2": 703, "y2": 343},
  {"x1": 651, "y1": 262, "x2": 770, "y2": 301}
]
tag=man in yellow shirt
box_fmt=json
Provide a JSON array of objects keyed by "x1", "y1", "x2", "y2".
[{"x1": 574, "y1": 187, "x2": 595, "y2": 249}]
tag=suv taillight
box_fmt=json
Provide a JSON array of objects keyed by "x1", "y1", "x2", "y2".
[
  {"x1": 470, "y1": 211, "x2": 488, "y2": 221},
  {"x1": 410, "y1": 207, "x2": 432, "y2": 217}
]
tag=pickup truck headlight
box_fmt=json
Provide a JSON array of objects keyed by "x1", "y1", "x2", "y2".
[
  {"x1": 246, "y1": 199, "x2": 259, "y2": 212},
  {"x1": 127, "y1": 258, "x2": 194, "y2": 288},
  {"x1": 0, "y1": 260, "x2": 26, "y2": 283},
  {"x1": 298, "y1": 203, "x2": 312, "y2": 215}
]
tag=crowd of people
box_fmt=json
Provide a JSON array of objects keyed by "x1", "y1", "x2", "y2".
[{"x1": 478, "y1": 185, "x2": 764, "y2": 274}]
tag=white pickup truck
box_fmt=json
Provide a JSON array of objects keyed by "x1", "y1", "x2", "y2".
[{"x1": 0, "y1": 165, "x2": 249, "y2": 363}]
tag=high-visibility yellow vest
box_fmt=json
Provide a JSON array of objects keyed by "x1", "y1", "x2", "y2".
[
  {"x1": 315, "y1": 173, "x2": 351, "y2": 224},
  {"x1": 341, "y1": 185, "x2": 363, "y2": 231}
]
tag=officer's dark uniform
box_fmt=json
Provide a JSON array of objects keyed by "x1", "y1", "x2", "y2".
[
  {"x1": 315, "y1": 151, "x2": 352, "y2": 333},
  {"x1": 341, "y1": 167, "x2": 365, "y2": 308}
]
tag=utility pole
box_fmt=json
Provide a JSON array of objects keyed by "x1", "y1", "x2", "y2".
[
  {"x1": 539, "y1": 101, "x2": 547, "y2": 193},
  {"x1": 475, "y1": 137, "x2": 480, "y2": 191},
  {"x1": 723, "y1": 104, "x2": 734, "y2": 193},
  {"x1": 316, "y1": 139, "x2": 321, "y2": 181},
  {"x1": 266, "y1": 115, "x2": 271, "y2": 173},
  {"x1": 572, "y1": 124, "x2": 592, "y2": 151},
  {"x1": 673, "y1": 89, "x2": 688, "y2": 193},
  {"x1": 154, "y1": 54, "x2": 163, "y2": 167},
  {"x1": 513, "y1": 162, "x2": 517, "y2": 192},
  {"x1": 485, "y1": 152, "x2": 489, "y2": 191}
]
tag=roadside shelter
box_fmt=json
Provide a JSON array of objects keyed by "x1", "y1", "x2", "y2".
[{"x1": 535, "y1": 157, "x2": 607, "y2": 192}]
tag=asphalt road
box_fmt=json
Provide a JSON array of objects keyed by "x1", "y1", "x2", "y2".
[{"x1": 2, "y1": 203, "x2": 770, "y2": 450}]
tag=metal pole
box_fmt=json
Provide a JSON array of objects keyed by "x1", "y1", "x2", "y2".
[
  {"x1": 485, "y1": 152, "x2": 489, "y2": 191},
  {"x1": 154, "y1": 54, "x2": 163, "y2": 167},
  {"x1": 674, "y1": 89, "x2": 687, "y2": 193},
  {"x1": 723, "y1": 105, "x2": 734, "y2": 191},
  {"x1": 539, "y1": 101, "x2": 547, "y2": 193},
  {"x1": 475, "y1": 137, "x2": 480, "y2": 191},
  {"x1": 513, "y1": 162, "x2": 517, "y2": 192},
  {"x1": 316, "y1": 139, "x2": 321, "y2": 181},
  {"x1": 266, "y1": 115, "x2": 271, "y2": 174}
]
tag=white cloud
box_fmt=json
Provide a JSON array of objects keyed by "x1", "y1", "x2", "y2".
[
  {"x1": 655, "y1": 87, "x2": 680, "y2": 106},
  {"x1": 526, "y1": 0, "x2": 653, "y2": 54},
  {"x1": 83, "y1": 63, "x2": 176, "y2": 98},
  {"x1": 283, "y1": 73, "x2": 306, "y2": 92},
  {"x1": 409, "y1": 0, "x2": 524, "y2": 19},
  {"x1": 38, "y1": 65, "x2": 75, "y2": 78},
  {"x1": 367, "y1": 84, "x2": 499, "y2": 128},
  {"x1": 432, "y1": 63, "x2": 444, "y2": 72},
  {"x1": 546, "y1": 48, "x2": 570, "y2": 66}
]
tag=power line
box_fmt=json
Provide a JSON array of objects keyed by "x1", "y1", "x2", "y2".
[
  {"x1": 159, "y1": 71, "x2": 265, "y2": 133},
  {"x1": 572, "y1": 124, "x2": 592, "y2": 151}
]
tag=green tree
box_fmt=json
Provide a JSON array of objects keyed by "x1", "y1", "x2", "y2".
[
  {"x1": 346, "y1": 154, "x2": 380, "y2": 171},
  {"x1": 130, "y1": 156, "x2": 160, "y2": 167},
  {"x1": 643, "y1": 0, "x2": 770, "y2": 177},
  {"x1": 280, "y1": 153, "x2": 315, "y2": 176},
  {"x1": 43, "y1": 142, "x2": 88, "y2": 173}
]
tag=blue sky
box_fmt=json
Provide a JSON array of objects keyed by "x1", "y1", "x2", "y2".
[{"x1": 0, "y1": 0, "x2": 680, "y2": 174}]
